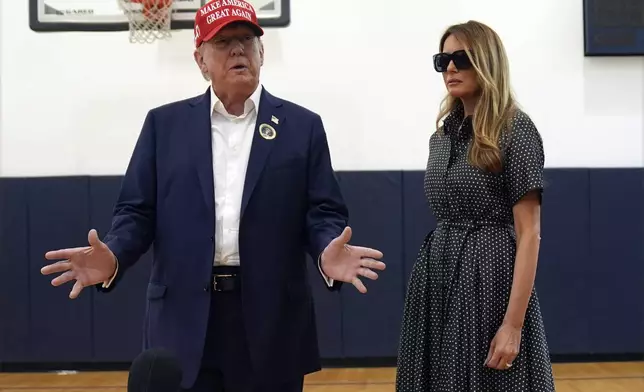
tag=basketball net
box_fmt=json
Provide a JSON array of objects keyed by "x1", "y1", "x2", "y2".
[{"x1": 118, "y1": 0, "x2": 174, "y2": 43}]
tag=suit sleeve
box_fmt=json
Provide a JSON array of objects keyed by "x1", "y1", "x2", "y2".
[
  {"x1": 306, "y1": 114, "x2": 349, "y2": 290},
  {"x1": 97, "y1": 110, "x2": 158, "y2": 292}
]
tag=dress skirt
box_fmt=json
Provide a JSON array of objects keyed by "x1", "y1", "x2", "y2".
[{"x1": 395, "y1": 226, "x2": 556, "y2": 392}]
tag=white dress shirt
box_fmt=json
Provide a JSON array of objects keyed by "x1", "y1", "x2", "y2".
[{"x1": 210, "y1": 84, "x2": 259, "y2": 267}]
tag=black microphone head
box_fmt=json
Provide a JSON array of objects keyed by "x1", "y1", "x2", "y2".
[{"x1": 128, "y1": 348, "x2": 183, "y2": 392}]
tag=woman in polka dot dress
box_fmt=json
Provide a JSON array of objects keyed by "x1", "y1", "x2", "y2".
[{"x1": 395, "y1": 21, "x2": 556, "y2": 392}]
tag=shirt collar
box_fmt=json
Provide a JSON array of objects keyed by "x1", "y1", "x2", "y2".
[
  {"x1": 442, "y1": 102, "x2": 473, "y2": 138},
  {"x1": 443, "y1": 101, "x2": 465, "y2": 132},
  {"x1": 210, "y1": 83, "x2": 263, "y2": 119}
]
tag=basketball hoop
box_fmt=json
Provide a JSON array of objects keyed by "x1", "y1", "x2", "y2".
[{"x1": 118, "y1": 0, "x2": 174, "y2": 43}]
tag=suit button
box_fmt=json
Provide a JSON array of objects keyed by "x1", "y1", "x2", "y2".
[{"x1": 210, "y1": 236, "x2": 214, "y2": 242}]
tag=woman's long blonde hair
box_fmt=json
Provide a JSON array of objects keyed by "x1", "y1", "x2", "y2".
[{"x1": 436, "y1": 21, "x2": 517, "y2": 173}]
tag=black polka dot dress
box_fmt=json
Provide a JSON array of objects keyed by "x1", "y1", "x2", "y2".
[{"x1": 396, "y1": 103, "x2": 556, "y2": 392}]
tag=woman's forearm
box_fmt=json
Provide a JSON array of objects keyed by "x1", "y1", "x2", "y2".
[{"x1": 503, "y1": 231, "x2": 541, "y2": 328}]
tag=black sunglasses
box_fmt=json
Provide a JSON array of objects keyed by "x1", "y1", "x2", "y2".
[{"x1": 432, "y1": 50, "x2": 473, "y2": 72}]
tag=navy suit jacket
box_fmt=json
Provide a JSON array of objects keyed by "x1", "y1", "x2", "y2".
[{"x1": 97, "y1": 86, "x2": 349, "y2": 388}]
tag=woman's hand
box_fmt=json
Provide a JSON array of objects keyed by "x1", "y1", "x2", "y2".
[{"x1": 484, "y1": 323, "x2": 522, "y2": 370}]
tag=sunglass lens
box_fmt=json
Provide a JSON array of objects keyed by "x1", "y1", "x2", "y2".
[
  {"x1": 433, "y1": 53, "x2": 449, "y2": 72},
  {"x1": 452, "y1": 51, "x2": 472, "y2": 69}
]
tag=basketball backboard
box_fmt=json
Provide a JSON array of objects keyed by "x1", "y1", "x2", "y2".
[{"x1": 29, "y1": 0, "x2": 290, "y2": 32}]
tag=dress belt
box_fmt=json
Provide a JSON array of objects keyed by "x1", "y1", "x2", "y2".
[
  {"x1": 434, "y1": 219, "x2": 513, "y2": 288},
  {"x1": 436, "y1": 219, "x2": 512, "y2": 230}
]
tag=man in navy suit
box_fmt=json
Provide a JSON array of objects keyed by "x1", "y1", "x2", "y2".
[{"x1": 40, "y1": 1, "x2": 385, "y2": 392}]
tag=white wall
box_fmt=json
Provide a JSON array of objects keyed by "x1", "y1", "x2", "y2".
[{"x1": 1, "y1": 0, "x2": 643, "y2": 177}]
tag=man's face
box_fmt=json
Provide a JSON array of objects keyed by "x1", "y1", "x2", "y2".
[{"x1": 194, "y1": 23, "x2": 264, "y2": 96}]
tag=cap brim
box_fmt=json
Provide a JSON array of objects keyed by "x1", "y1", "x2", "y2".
[{"x1": 201, "y1": 19, "x2": 264, "y2": 45}]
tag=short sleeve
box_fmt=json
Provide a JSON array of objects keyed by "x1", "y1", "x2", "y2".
[{"x1": 503, "y1": 112, "x2": 545, "y2": 205}]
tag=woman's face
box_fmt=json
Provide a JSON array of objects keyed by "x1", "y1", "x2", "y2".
[{"x1": 439, "y1": 34, "x2": 479, "y2": 100}]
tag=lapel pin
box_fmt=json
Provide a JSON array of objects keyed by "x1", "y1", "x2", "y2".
[
  {"x1": 271, "y1": 115, "x2": 279, "y2": 125},
  {"x1": 259, "y1": 123, "x2": 277, "y2": 140}
]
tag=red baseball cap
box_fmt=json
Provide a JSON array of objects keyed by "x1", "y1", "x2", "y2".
[{"x1": 193, "y1": 0, "x2": 264, "y2": 48}]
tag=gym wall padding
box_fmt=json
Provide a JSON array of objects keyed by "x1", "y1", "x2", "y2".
[{"x1": 1, "y1": 168, "x2": 643, "y2": 366}]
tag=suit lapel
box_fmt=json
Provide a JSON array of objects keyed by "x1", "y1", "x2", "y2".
[
  {"x1": 241, "y1": 88, "x2": 284, "y2": 218},
  {"x1": 188, "y1": 88, "x2": 215, "y2": 217}
]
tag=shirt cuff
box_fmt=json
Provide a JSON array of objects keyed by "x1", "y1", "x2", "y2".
[
  {"x1": 102, "y1": 258, "x2": 119, "y2": 289},
  {"x1": 318, "y1": 254, "x2": 334, "y2": 287}
]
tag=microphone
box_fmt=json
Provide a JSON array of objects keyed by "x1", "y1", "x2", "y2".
[{"x1": 127, "y1": 348, "x2": 183, "y2": 392}]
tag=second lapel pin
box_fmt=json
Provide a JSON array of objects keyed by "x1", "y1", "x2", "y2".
[{"x1": 259, "y1": 123, "x2": 277, "y2": 140}]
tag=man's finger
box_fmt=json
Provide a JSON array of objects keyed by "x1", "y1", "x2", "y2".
[
  {"x1": 352, "y1": 246, "x2": 383, "y2": 260},
  {"x1": 352, "y1": 277, "x2": 367, "y2": 294},
  {"x1": 332, "y1": 226, "x2": 352, "y2": 246},
  {"x1": 87, "y1": 229, "x2": 104, "y2": 248},
  {"x1": 51, "y1": 270, "x2": 76, "y2": 287},
  {"x1": 44, "y1": 247, "x2": 87, "y2": 261},
  {"x1": 69, "y1": 280, "x2": 84, "y2": 299},
  {"x1": 41, "y1": 260, "x2": 72, "y2": 275},
  {"x1": 358, "y1": 267, "x2": 379, "y2": 280},
  {"x1": 360, "y1": 258, "x2": 386, "y2": 271}
]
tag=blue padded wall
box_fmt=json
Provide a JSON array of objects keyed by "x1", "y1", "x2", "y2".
[
  {"x1": 0, "y1": 179, "x2": 30, "y2": 362},
  {"x1": 1, "y1": 168, "x2": 643, "y2": 366},
  {"x1": 336, "y1": 171, "x2": 404, "y2": 358},
  {"x1": 533, "y1": 169, "x2": 592, "y2": 355},
  {"x1": 26, "y1": 177, "x2": 93, "y2": 363},
  {"x1": 587, "y1": 169, "x2": 644, "y2": 353}
]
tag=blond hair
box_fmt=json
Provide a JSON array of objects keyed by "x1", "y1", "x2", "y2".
[{"x1": 436, "y1": 20, "x2": 517, "y2": 173}]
